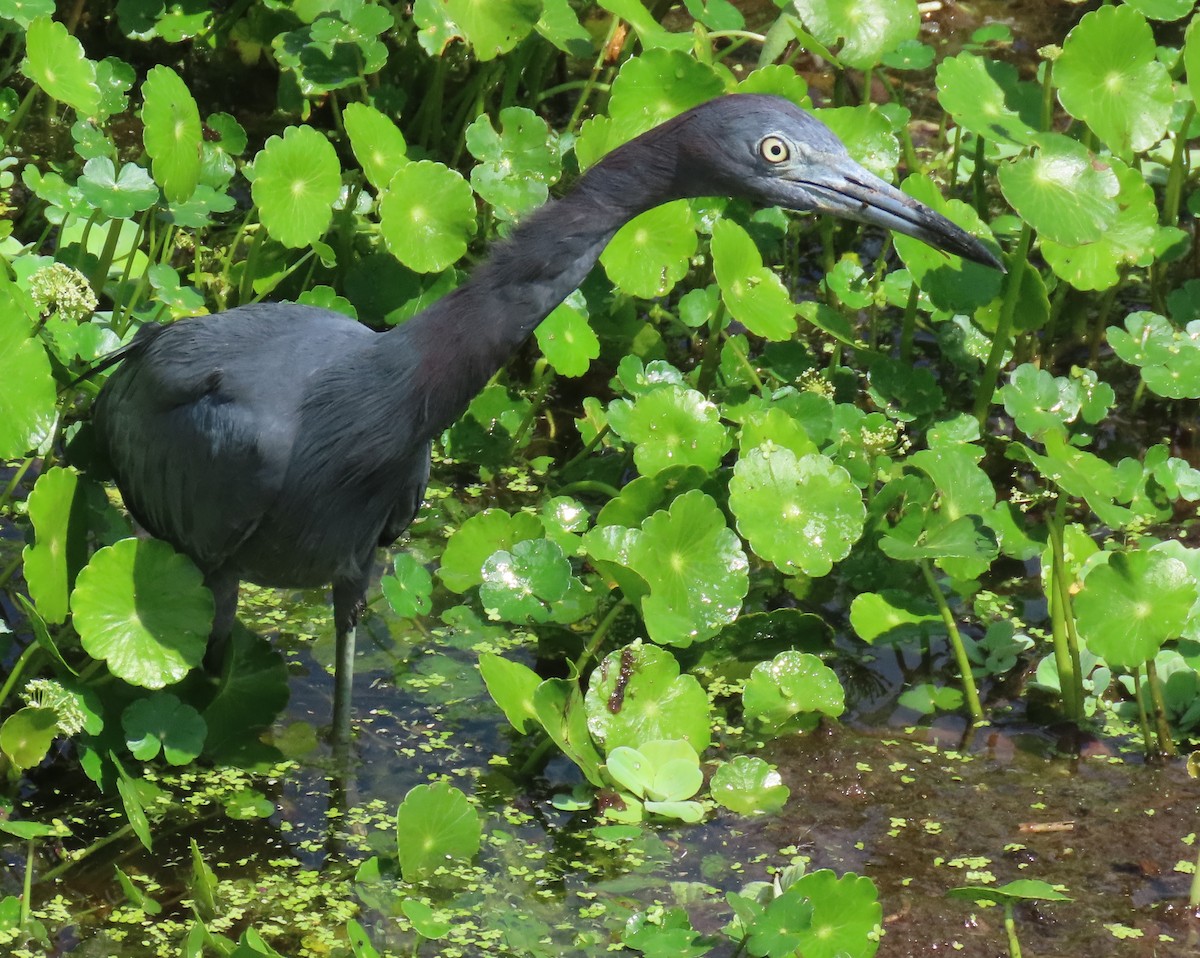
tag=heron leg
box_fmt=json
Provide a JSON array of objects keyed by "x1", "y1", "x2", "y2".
[
  {"x1": 203, "y1": 568, "x2": 240, "y2": 671},
  {"x1": 330, "y1": 580, "x2": 367, "y2": 751}
]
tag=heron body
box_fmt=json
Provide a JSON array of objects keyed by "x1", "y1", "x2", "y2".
[{"x1": 92, "y1": 95, "x2": 1000, "y2": 740}]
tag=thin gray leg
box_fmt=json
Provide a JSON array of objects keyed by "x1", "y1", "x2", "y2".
[{"x1": 330, "y1": 579, "x2": 366, "y2": 752}]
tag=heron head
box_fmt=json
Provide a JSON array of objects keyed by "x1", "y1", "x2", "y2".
[{"x1": 676, "y1": 95, "x2": 1003, "y2": 271}]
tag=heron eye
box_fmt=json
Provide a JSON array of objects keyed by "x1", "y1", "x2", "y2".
[{"x1": 759, "y1": 136, "x2": 790, "y2": 164}]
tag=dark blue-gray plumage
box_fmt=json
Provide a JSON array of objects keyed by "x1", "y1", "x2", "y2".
[{"x1": 92, "y1": 95, "x2": 1001, "y2": 743}]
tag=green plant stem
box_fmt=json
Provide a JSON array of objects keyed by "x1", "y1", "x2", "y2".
[
  {"x1": 1190, "y1": 845, "x2": 1200, "y2": 908},
  {"x1": 948, "y1": 125, "x2": 963, "y2": 188},
  {"x1": 706, "y1": 30, "x2": 767, "y2": 44},
  {"x1": 971, "y1": 135, "x2": 986, "y2": 216},
  {"x1": 1161, "y1": 103, "x2": 1193, "y2": 229},
  {"x1": 899, "y1": 281, "x2": 920, "y2": 363},
  {"x1": 1132, "y1": 665, "x2": 1155, "y2": 756},
  {"x1": 572, "y1": 598, "x2": 629, "y2": 676},
  {"x1": 89, "y1": 217, "x2": 126, "y2": 293},
  {"x1": 559, "y1": 424, "x2": 611, "y2": 474},
  {"x1": 724, "y1": 335, "x2": 765, "y2": 394},
  {"x1": 1039, "y1": 60, "x2": 1054, "y2": 131},
  {"x1": 1144, "y1": 657, "x2": 1178, "y2": 758},
  {"x1": 511, "y1": 364, "x2": 554, "y2": 449},
  {"x1": 0, "y1": 455, "x2": 33, "y2": 516},
  {"x1": 536, "y1": 80, "x2": 610, "y2": 103},
  {"x1": 696, "y1": 301, "x2": 727, "y2": 394},
  {"x1": 974, "y1": 220, "x2": 1030, "y2": 427},
  {"x1": 1003, "y1": 903, "x2": 1022, "y2": 958},
  {"x1": 0, "y1": 632, "x2": 42, "y2": 707},
  {"x1": 250, "y1": 248, "x2": 316, "y2": 304},
  {"x1": 1087, "y1": 284, "x2": 1118, "y2": 368},
  {"x1": 569, "y1": 17, "x2": 622, "y2": 131},
  {"x1": 238, "y1": 224, "x2": 265, "y2": 305},
  {"x1": 1045, "y1": 499, "x2": 1083, "y2": 723},
  {"x1": 556, "y1": 480, "x2": 621, "y2": 500},
  {"x1": 514, "y1": 734, "x2": 558, "y2": 781},
  {"x1": 918, "y1": 560, "x2": 984, "y2": 724},
  {"x1": 39, "y1": 822, "x2": 136, "y2": 884},
  {"x1": 1, "y1": 85, "x2": 37, "y2": 149},
  {"x1": 110, "y1": 211, "x2": 150, "y2": 335},
  {"x1": 22, "y1": 839, "x2": 33, "y2": 928}
]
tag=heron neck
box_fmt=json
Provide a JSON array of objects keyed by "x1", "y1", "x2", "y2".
[{"x1": 389, "y1": 152, "x2": 676, "y2": 440}]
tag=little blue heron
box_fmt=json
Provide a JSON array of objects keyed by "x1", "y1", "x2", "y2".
[{"x1": 91, "y1": 95, "x2": 1001, "y2": 743}]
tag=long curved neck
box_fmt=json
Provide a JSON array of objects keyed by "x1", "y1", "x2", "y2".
[{"x1": 386, "y1": 120, "x2": 697, "y2": 440}]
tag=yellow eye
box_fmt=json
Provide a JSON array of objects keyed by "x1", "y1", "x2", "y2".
[{"x1": 759, "y1": 135, "x2": 790, "y2": 163}]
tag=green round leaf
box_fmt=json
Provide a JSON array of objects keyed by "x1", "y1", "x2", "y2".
[
  {"x1": 141, "y1": 65, "x2": 201, "y2": 202},
  {"x1": 534, "y1": 294, "x2": 599, "y2": 378},
  {"x1": 730, "y1": 447, "x2": 865, "y2": 577},
  {"x1": 1077, "y1": 551, "x2": 1195, "y2": 668},
  {"x1": 439, "y1": 509, "x2": 544, "y2": 593},
  {"x1": 223, "y1": 788, "x2": 274, "y2": 820},
  {"x1": 343, "y1": 101, "x2": 407, "y2": 190},
  {"x1": 793, "y1": 0, "x2": 919, "y2": 69},
  {"x1": 1041, "y1": 162, "x2": 1159, "y2": 291},
  {"x1": 71, "y1": 538, "x2": 213, "y2": 689},
  {"x1": 22, "y1": 16, "x2": 101, "y2": 116},
  {"x1": 478, "y1": 652, "x2": 541, "y2": 733},
  {"x1": 814, "y1": 105, "x2": 899, "y2": 180},
  {"x1": 1108, "y1": 312, "x2": 1200, "y2": 400},
  {"x1": 743, "y1": 650, "x2": 845, "y2": 733},
  {"x1": 607, "y1": 385, "x2": 731, "y2": 477},
  {"x1": 1055, "y1": 5, "x2": 1173, "y2": 158},
  {"x1": 443, "y1": 0, "x2": 541, "y2": 60},
  {"x1": 601, "y1": 200, "x2": 697, "y2": 298},
  {"x1": 935, "y1": 53, "x2": 1038, "y2": 146},
  {"x1": 585, "y1": 641, "x2": 711, "y2": 754},
  {"x1": 479, "y1": 538, "x2": 572, "y2": 623},
  {"x1": 949, "y1": 878, "x2": 1072, "y2": 905},
  {"x1": 77, "y1": 157, "x2": 159, "y2": 219},
  {"x1": 21, "y1": 467, "x2": 92, "y2": 624},
  {"x1": 381, "y1": 552, "x2": 433, "y2": 619},
  {"x1": 712, "y1": 219, "x2": 798, "y2": 341},
  {"x1": 0, "y1": 707, "x2": 58, "y2": 770},
  {"x1": 739, "y1": 407, "x2": 817, "y2": 459},
  {"x1": 379, "y1": 160, "x2": 476, "y2": 272},
  {"x1": 251, "y1": 125, "x2": 341, "y2": 248},
  {"x1": 400, "y1": 900, "x2": 451, "y2": 939},
  {"x1": 892, "y1": 175, "x2": 1002, "y2": 311},
  {"x1": 0, "y1": 0, "x2": 55, "y2": 28},
  {"x1": 395, "y1": 781, "x2": 481, "y2": 882},
  {"x1": 849, "y1": 590, "x2": 940, "y2": 645},
  {"x1": 575, "y1": 49, "x2": 723, "y2": 166},
  {"x1": 997, "y1": 133, "x2": 1118, "y2": 247},
  {"x1": 0, "y1": 304, "x2": 56, "y2": 458},
  {"x1": 625, "y1": 490, "x2": 748, "y2": 647},
  {"x1": 999, "y1": 364, "x2": 1080, "y2": 439},
  {"x1": 789, "y1": 869, "x2": 882, "y2": 958},
  {"x1": 467, "y1": 106, "x2": 560, "y2": 220},
  {"x1": 122, "y1": 692, "x2": 206, "y2": 765},
  {"x1": 608, "y1": 739, "x2": 702, "y2": 804},
  {"x1": 710, "y1": 755, "x2": 790, "y2": 815},
  {"x1": 747, "y1": 887, "x2": 813, "y2": 957}
]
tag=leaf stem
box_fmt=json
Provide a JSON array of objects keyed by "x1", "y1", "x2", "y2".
[
  {"x1": 1003, "y1": 902, "x2": 1023, "y2": 958},
  {"x1": 974, "y1": 219, "x2": 1030, "y2": 427},
  {"x1": 1144, "y1": 657, "x2": 1177, "y2": 758},
  {"x1": 1045, "y1": 498, "x2": 1083, "y2": 723},
  {"x1": 572, "y1": 598, "x2": 629, "y2": 676},
  {"x1": 918, "y1": 560, "x2": 984, "y2": 723}
]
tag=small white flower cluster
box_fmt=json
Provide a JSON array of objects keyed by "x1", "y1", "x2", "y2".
[
  {"x1": 22, "y1": 677, "x2": 86, "y2": 736},
  {"x1": 27, "y1": 262, "x2": 98, "y2": 323}
]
